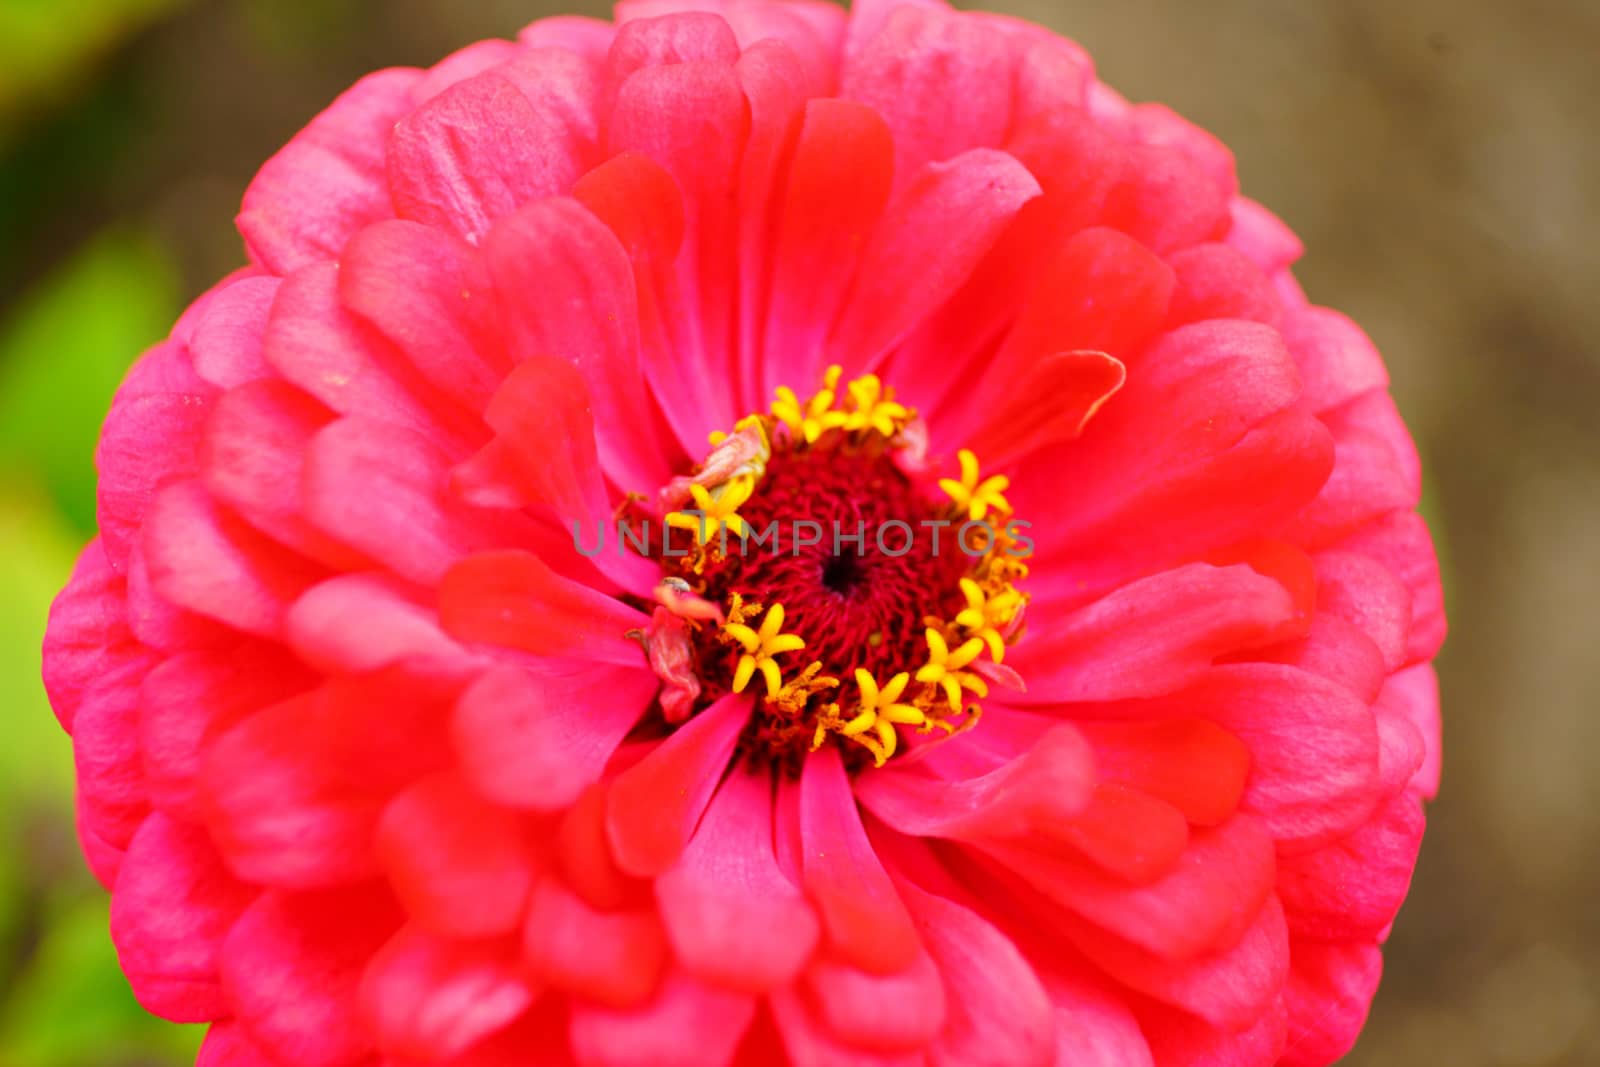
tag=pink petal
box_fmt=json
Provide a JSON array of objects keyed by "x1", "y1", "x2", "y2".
[
  {"x1": 1079, "y1": 719, "x2": 1251, "y2": 831},
  {"x1": 523, "y1": 876, "x2": 667, "y2": 1007},
  {"x1": 1279, "y1": 305, "x2": 1389, "y2": 413},
  {"x1": 139, "y1": 641, "x2": 314, "y2": 821},
  {"x1": 657, "y1": 767, "x2": 820, "y2": 991},
  {"x1": 1074, "y1": 893, "x2": 1290, "y2": 1030},
  {"x1": 1100, "y1": 140, "x2": 1231, "y2": 254},
  {"x1": 375, "y1": 772, "x2": 538, "y2": 938},
  {"x1": 1277, "y1": 791, "x2": 1424, "y2": 941},
  {"x1": 387, "y1": 69, "x2": 588, "y2": 244},
  {"x1": 42, "y1": 538, "x2": 141, "y2": 733},
  {"x1": 143, "y1": 480, "x2": 325, "y2": 638},
  {"x1": 897, "y1": 881, "x2": 1054, "y2": 1067},
  {"x1": 759, "y1": 97, "x2": 894, "y2": 397},
  {"x1": 855, "y1": 726, "x2": 1096, "y2": 845},
  {"x1": 1013, "y1": 564, "x2": 1299, "y2": 704},
  {"x1": 453, "y1": 661, "x2": 657, "y2": 812},
  {"x1": 197, "y1": 1022, "x2": 278, "y2": 1067},
  {"x1": 841, "y1": 5, "x2": 1014, "y2": 176},
  {"x1": 801, "y1": 948, "x2": 947, "y2": 1052},
  {"x1": 110, "y1": 812, "x2": 256, "y2": 1021},
  {"x1": 201, "y1": 692, "x2": 383, "y2": 888},
  {"x1": 978, "y1": 814, "x2": 1276, "y2": 962},
  {"x1": 1179, "y1": 664, "x2": 1383, "y2": 851},
  {"x1": 826, "y1": 148, "x2": 1041, "y2": 369},
  {"x1": 338, "y1": 219, "x2": 507, "y2": 413},
  {"x1": 360, "y1": 925, "x2": 535, "y2": 1061},
  {"x1": 604, "y1": 12, "x2": 740, "y2": 100},
  {"x1": 568, "y1": 970, "x2": 756, "y2": 1067},
  {"x1": 188, "y1": 275, "x2": 281, "y2": 388},
  {"x1": 770, "y1": 990, "x2": 926, "y2": 1067},
  {"x1": 95, "y1": 340, "x2": 215, "y2": 572},
  {"x1": 199, "y1": 379, "x2": 357, "y2": 566},
  {"x1": 1042, "y1": 968, "x2": 1154, "y2": 1067},
  {"x1": 262, "y1": 262, "x2": 469, "y2": 446},
  {"x1": 1165, "y1": 243, "x2": 1279, "y2": 328},
  {"x1": 1337, "y1": 511, "x2": 1447, "y2": 666},
  {"x1": 960, "y1": 350, "x2": 1127, "y2": 468},
  {"x1": 438, "y1": 549, "x2": 647, "y2": 666},
  {"x1": 482, "y1": 196, "x2": 676, "y2": 490},
  {"x1": 608, "y1": 59, "x2": 748, "y2": 447},
  {"x1": 73, "y1": 673, "x2": 151, "y2": 853},
  {"x1": 799, "y1": 746, "x2": 920, "y2": 974},
  {"x1": 220, "y1": 887, "x2": 403, "y2": 1067},
  {"x1": 286, "y1": 572, "x2": 478, "y2": 680},
  {"x1": 605, "y1": 693, "x2": 750, "y2": 876},
  {"x1": 1278, "y1": 941, "x2": 1382, "y2": 1067},
  {"x1": 238, "y1": 68, "x2": 422, "y2": 274}
]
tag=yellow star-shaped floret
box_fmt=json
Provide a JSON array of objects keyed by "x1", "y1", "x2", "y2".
[
  {"x1": 839, "y1": 668, "x2": 925, "y2": 766},
  {"x1": 771, "y1": 365, "x2": 843, "y2": 444},
  {"x1": 939, "y1": 449, "x2": 1011, "y2": 521},
  {"x1": 954, "y1": 577, "x2": 1025, "y2": 663},
  {"x1": 824, "y1": 373, "x2": 911, "y2": 439},
  {"x1": 665, "y1": 475, "x2": 755, "y2": 545},
  {"x1": 914, "y1": 628, "x2": 991, "y2": 713},
  {"x1": 724, "y1": 602, "x2": 807, "y2": 699}
]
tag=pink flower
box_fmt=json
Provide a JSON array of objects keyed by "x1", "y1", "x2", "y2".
[{"x1": 42, "y1": 0, "x2": 1445, "y2": 1064}]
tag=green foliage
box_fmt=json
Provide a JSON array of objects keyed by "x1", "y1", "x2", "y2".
[
  {"x1": 0, "y1": 0, "x2": 186, "y2": 134},
  {"x1": 0, "y1": 226, "x2": 191, "y2": 1064},
  {"x1": 0, "y1": 227, "x2": 179, "y2": 532}
]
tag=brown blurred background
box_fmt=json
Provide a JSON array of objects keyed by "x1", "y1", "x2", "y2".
[{"x1": 0, "y1": 0, "x2": 1595, "y2": 1064}]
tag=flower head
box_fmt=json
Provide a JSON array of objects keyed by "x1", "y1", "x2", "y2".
[{"x1": 42, "y1": 2, "x2": 1444, "y2": 1065}]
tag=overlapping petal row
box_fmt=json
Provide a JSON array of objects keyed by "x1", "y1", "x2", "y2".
[{"x1": 42, "y1": 0, "x2": 1445, "y2": 1064}]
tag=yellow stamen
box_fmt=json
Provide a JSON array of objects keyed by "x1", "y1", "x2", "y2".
[
  {"x1": 822, "y1": 373, "x2": 912, "y2": 439},
  {"x1": 665, "y1": 475, "x2": 755, "y2": 545},
  {"x1": 939, "y1": 448, "x2": 1012, "y2": 521},
  {"x1": 723, "y1": 601, "x2": 806, "y2": 700},
  {"x1": 914, "y1": 628, "x2": 990, "y2": 713},
  {"x1": 954, "y1": 577, "x2": 1025, "y2": 663},
  {"x1": 771, "y1": 365, "x2": 844, "y2": 443},
  {"x1": 833, "y1": 668, "x2": 926, "y2": 766}
]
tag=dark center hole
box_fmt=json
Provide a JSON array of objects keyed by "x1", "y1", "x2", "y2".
[{"x1": 820, "y1": 551, "x2": 868, "y2": 594}]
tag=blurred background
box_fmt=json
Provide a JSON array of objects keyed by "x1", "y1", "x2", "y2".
[{"x1": 0, "y1": 0, "x2": 1593, "y2": 1063}]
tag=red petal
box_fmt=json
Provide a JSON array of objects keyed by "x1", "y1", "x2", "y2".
[
  {"x1": 375, "y1": 772, "x2": 537, "y2": 938},
  {"x1": 202, "y1": 692, "x2": 383, "y2": 888},
  {"x1": 657, "y1": 768, "x2": 820, "y2": 991},
  {"x1": 799, "y1": 746, "x2": 920, "y2": 974},
  {"x1": 855, "y1": 726, "x2": 1096, "y2": 845},
  {"x1": 1014, "y1": 563, "x2": 1298, "y2": 704},
  {"x1": 1077, "y1": 718, "x2": 1252, "y2": 828},
  {"x1": 338, "y1": 219, "x2": 506, "y2": 412},
  {"x1": 219, "y1": 887, "x2": 403, "y2": 1067},
  {"x1": 454, "y1": 661, "x2": 657, "y2": 813},
  {"x1": 238, "y1": 68, "x2": 421, "y2": 273},
  {"x1": 360, "y1": 925, "x2": 535, "y2": 1061},
  {"x1": 523, "y1": 876, "x2": 667, "y2": 1008},
  {"x1": 568, "y1": 970, "x2": 756, "y2": 1067},
  {"x1": 1278, "y1": 941, "x2": 1382, "y2": 1067},
  {"x1": 438, "y1": 549, "x2": 647, "y2": 665},
  {"x1": 605, "y1": 693, "x2": 750, "y2": 876},
  {"x1": 143, "y1": 480, "x2": 325, "y2": 638},
  {"x1": 841, "y1": 6, "x2": 1014, "y2": 176},
  {"x1": 387, "y1": 70, "x2": 589, "y2": 243},
  {"x1": 110, "y1": 813, "x2": 256, "y2": 1021},
  {"x1": 826, "y1": 148, "x2": 1040, "y2": 369}
]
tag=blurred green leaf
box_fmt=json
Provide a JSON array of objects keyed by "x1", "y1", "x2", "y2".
[
  {"x1": 0, "y1": 895, "x2": 204, "y2": 1067},
  {"x1": 0, "y1": 226, "x2": 179, "y2": 532},
  {"x1": 0, "y1": 487, "x2": 79, "y2": 802},
  {"x1": 0, "y1": 0, "x2": 187, "y2": 136}
]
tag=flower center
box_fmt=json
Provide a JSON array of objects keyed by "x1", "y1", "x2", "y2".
[{"x1": 629, "y1": 368, "x2": 1030, "y2": 772}]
